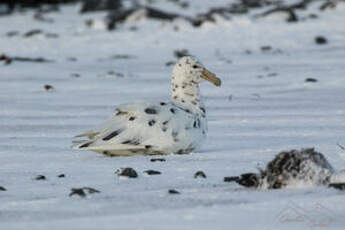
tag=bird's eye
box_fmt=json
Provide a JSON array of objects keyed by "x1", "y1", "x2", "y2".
[{"x1": 192, "y1": 65, "x2": 198, "y2": 69}]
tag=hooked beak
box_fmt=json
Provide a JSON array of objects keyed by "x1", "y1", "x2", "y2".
[{"x1": 201, "y1": 68, "x2": 221, "y2": 87}]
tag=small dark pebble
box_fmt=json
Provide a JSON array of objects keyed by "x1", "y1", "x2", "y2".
[
  {"x1": 145, "y1": 108, "x2": 157, "y2": 114},
  {"x1": 44, "y1": 84, "x2": 54, "y2": 91},
  {"x1": 115, "y1": 168, "x2": 138, "y2": 178},
  {"x1": 85, "y1": 19, "x2": 94, "y2": 27},
  {"x1": 24, "y1": 29, "x2": 43, "y2": 38},
  {"x1": 260, "y1": 46, "x2": 272, "y2": 51},
  {"x1": 168, "y1": 189, "x2": 180, "y2": 194},
  {"x1": 6, "y1": 31, "x2": 19, "y2": 37},
  {"x1": 224, "y1": 176, "x2": 240, "y2": 182},
  {"x1": 150, "y1": 158, "x2": 166, "y2": 162},
  {"x1": 267, "y1": 73, "x2": 278, "y2": 77},
  {"x1": 194, "y1": 171, "x2": 207, "y2": 179},
  {"x1": 35, "y1": 175, "x2": 46, "y2": 180},
  {"x1": 309, "y1": 14, "x2": 318, "y2": 19},
  {"x1": 315, "y1": 36, "x2": 327, "y2": 45},
  {"x1": 0, "y1": 186, "x2": 6, "y2": 191},
  {"x1": 67, "y1": 57, "x2": 77, "y2": 62},
  {"x1": 328, "y1": 183, "x2": 345, "y2": 190},
  {"x1": 45, "y1": 33, "x2": 59, "y2": 38},
  {"x1": 69, "y1": 187, "x2": 100, "y2": 198},
  {"x1": 305, "y1": 78, "x2": 318, "y2": 83},
  {"x1": 70, "y1": 188, "x2": 86, "y2": 197},
  {"x1": 70, "y1": 73, "x2": 80, "y2": 78},
  {"x1": 144, "y1": 170, "x2": 161, "y2": 175},
  {"x1": 58, "y1": 174, "x2": 65, "y2": 178}
]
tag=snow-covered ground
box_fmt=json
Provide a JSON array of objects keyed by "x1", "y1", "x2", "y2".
[{"x1": 1, "y1": 1, "x2": 345, "y2": 229}]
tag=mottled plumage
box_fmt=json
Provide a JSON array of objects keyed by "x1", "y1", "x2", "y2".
[
  {"x1": 229, "y1": 148, "x2": 338, "y2": 189},
  {"x1": 73, "y1": 56, "x2": 221, "y2": 156}
]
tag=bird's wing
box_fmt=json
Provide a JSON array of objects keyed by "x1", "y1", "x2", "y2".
[{"x1": 73, "y1": 101, "x2": 194, "y2": 155}]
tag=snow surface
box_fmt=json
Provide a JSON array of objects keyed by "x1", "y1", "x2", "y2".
[{"x1": 1, "y1": 1, "x2": 345, "y2": 229}]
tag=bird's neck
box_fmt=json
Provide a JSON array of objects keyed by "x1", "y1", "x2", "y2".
[{"x1": 171, "y1": 80, "x2": 205, "y2": 116}]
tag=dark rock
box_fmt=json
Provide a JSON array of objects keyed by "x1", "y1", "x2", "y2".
[
  {"x1": 224, "y1": 176, "x2": 240, "y2": 182},
  {"x1": 67, "y1": 57, "x2": 77, "y2": 62},
  {"x1": 44, "y1": 84, "x2": 54, "y2": 91},
  {"x1": 315, "y1": 36, "x2": 327, "y2": 45},
  {"x1": 70, "y1": 73, "x2": 80, "y2": 78},
  {"x1": 85, "y1": 19, "x2": 94, "y2": 27},
  {"x1": 107, "y1": 6, "x2": 181, "y2": 30},
  {"x1": 328, "y1": 183, "x2": 345, "y2": 190},
  {"x1": 168, "y1": 189, "x2": 180, "y2": 194},
  {"x1": 69, "y1": 188, "x2": 86, "y2": 197},
  {"x1": 33, "y1": 13, "x2": 54, "y2": 23},
  {"x1": 0, "y1": 54, "x2": 53, "y2": 64},
  {"x1": 0, "y1": 1, "x2": 76, "y2": 15},
  {"x1": 305, "y1": 78, "x2": 318, "y2": 83},
  {"x1": 267, "y1": 73, "x2": 278, "y2": 77},
  {"x1": 308, "y1": 13, "x2": 318, "y2": 19},
  {"x1": 150, "y1": 158, "x2": 166, "y2": 162},
  {"x1": 260, "y1": 45, "x2": 272, "y2": 51},
  {"x1": 23, "y1": 29, "x2": 43, "y2": 37},
  {"x1": 6, "y1": 31, "x2": 20, "y2": 37},
  {"x1": 80, "y1": 0, "x2": 122, "y2": 13},
  {"x1": 35, "y1": 175, "x2": 46, "y2": 180},
  {"x1": 110, "y1": 54, "x2": 136, "y2": 59},
  {"x1": 0, "y1": 186, "x2": 6, "y2": 191},
  {"x1": 194, "y1": 171, "x2": 207, "y2": 178},
  {"x1": 58, "y1": 174, "x2": 65, "y2": 178},
  {"x1": 260, "y1": 7, "x2": 298, "y2": 22},
  {"x1": 115, "y1": 168, "x2": 138, "y2": 178},
  {"x1": 69, "y1": 187, "x2": 100, "y2": 198},
  {"x1": 242, "y1": 0, "x2": 263, "y2": 8},
  {"x1": 144, "y1": 170, "x2": 161, "y2": 175},
  {"x1": 320, "y1": 1, "x2": 337, "y2": 11}
]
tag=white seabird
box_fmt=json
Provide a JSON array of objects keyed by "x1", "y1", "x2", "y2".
[{"x1": 73, "y1": 56, "x2": 221, "y2": 156}]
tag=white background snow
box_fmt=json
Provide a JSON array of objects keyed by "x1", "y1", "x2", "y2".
[{"x1": 1, "y1": 1, "x2": 345, "y2": 229}]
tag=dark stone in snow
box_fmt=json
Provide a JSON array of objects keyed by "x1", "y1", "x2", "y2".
[
  {"x1": 305, "y1": 78, "x2": 318, "y2": 83},
  {"x1": 23, "y1": 29, "x2": 43, "y2": 37},
  {"x1": 0, "y1": 54, "x2": 53, "y2": 64},
  {"x1": 224, "y1": 176, "x2": 240, "y2": 182},
  {"x1": 35, "y1": 175, "x2": 46, "y2": 180},
  {"x1": 0, "y1": 186, "x2": 6, "y2": 191},
  {"x1": 69, "y1": 188, "x2": 86, "y2": 197},
  {"x1": 144, "y1": 170, "x2": 161, "y2": 175},
  {"x1": 328, "y1": 183, "x2": 345, "y2": 190},
  {"x1": 6, "y1": 31, "x2": 20, "y2": 37},
  {"x1": 80, "y1": 0, "x2": 122, "y2": 13},
  {"x1": 150, "y1": 158, "x2": 166, "y2": 162},
  {"x1": 260, "y1": 45, "x2": 272, "y2": 51},
  {"x1": 115, "y1": 168, "x2": 138, "y2": 178},
  {"x1": 107, "y1": 6, "x2": 181, "y2": 30},
  {"x1": 168, "y1": 189, "x2": 180, "y2": 194},
  {"x1": 69, "y1": 187, "x2": 100, "y2": 197},
  {"x1": 58, "y1": 174, "x2": 65, "y2": 178},
  {"x1": 194, "y1": 171, "x2": 207, "y2": 179},
  {"x1": 315, "y1": 36, "x2": 327, "y2": 45},
  {"x1": 44, "y1": 84, "x2": 54, "y2": 91}
]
